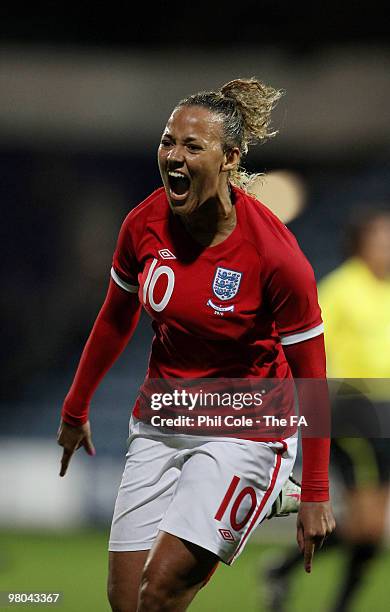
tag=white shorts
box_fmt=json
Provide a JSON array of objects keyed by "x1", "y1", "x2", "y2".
[{"x1": 109, "y1": 418, "x2": 297, "y2": 565}]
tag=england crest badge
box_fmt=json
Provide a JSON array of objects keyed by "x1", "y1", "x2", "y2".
[{"x1": 212, "y1": 267, "x2": 242, "y2": 301}]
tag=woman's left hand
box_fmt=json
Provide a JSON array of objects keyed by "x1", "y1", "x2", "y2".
[{"x1": 296, "y1": 500, "x2": 336, "y2": 573}]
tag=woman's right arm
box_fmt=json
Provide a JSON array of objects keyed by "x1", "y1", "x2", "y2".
[{"x1": 57, "y1": 278, "x2": 141, "y2": 476}]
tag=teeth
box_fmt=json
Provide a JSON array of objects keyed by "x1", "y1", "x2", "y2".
[{"x1": 168, "y1": 171, "x2": 186, "y2": 178}]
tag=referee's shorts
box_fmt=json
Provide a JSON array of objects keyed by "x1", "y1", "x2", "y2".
[{"x1": 331, "y1": 388, "x2": 390, "y2": 488}]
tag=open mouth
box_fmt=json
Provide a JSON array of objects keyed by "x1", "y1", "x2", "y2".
[{"x1": 167, "y1": 171, "x2": 190, "y2": 201}]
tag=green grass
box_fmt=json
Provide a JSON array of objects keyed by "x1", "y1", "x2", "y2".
[{"x1": 0, "y1": 531, "x2": 389, "y2": 611}]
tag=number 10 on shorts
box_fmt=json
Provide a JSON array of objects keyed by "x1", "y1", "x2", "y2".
[{"x1": 214, "y1": 475, "x2": 257, "y2": 532}]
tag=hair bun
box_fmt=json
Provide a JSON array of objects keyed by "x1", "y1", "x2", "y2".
[{"x1": 219, "y1": 77, "x2": 283, "y2": 145}]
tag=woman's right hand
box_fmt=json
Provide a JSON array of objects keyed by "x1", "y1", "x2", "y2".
[{"x1": 57, "y1": 419, "x2": 95, "y2": 477}]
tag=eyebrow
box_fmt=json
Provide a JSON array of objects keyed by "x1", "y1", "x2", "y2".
[{"x1": 162, "y1": 133, "x2": 203, "y2": 143}]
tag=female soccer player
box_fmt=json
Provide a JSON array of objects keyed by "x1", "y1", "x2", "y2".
[{"x1": 57, "y1": 78, "x2": 335, "y2": 612}]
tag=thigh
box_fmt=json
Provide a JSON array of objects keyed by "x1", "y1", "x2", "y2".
[
  {"x1": 160, "y1": 436, "x2": 297, "y2": 565},
  {"x1": 331, "y1": 437, "x2": 390, "y2": 542},
  {"x1": 340, "y1": 486, "x2": 389, "y2": 543},
  {"x1": 138, "y1": 531, "x2": 219, "y2": 612},
  {"x1": 108, "y1": 551, "x2": 149, "y2": 612}
]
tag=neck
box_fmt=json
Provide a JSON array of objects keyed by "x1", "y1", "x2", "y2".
[
  {"x1": 362, "y1": 258, "x2": 390, "y2": 280},
  {"x1": 356, "y1": 254, "x2": 389, "y2": 280},
  {"x1": 181, "y1": 184, "x2": 236, "y2": 247}
]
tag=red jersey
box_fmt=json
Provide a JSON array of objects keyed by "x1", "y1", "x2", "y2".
[{"x1": 111, "y1": 185, "x2": 323, "y2": 424}]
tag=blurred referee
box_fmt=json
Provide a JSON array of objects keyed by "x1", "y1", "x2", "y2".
[{"x1": 264, "y1": 207, "x2": 390, "y2": 612}]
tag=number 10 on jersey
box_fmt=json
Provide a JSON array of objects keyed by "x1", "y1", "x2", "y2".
[{"x1": 143, "y1": 258, "x2": 175, "y2": 312}]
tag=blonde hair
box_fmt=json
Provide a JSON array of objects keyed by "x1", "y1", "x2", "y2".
[{"x1": 177, "y1": 77, "x2": 283, "y2": 192}]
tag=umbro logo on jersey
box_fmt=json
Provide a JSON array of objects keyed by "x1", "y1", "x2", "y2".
[
  {"x1": 158, "y1": 248, "x2": 176, "y2": 260},
  {"x1": 219, "y1": 528, "x2": 235, "y2": 542}
]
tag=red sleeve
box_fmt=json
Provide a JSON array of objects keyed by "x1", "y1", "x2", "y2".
[
  {"x1": 112, "y1": 213, "x2": 139, "y2": 286},
  {"x1": 61, "y1": 279, "x2": 141, "y2": 426},
  {"x1": 283, "y1": 334, "x2": 330, "y2": 502},
  {"x1": 265, "y1": 237, "x2": 322, "y2": 338}
]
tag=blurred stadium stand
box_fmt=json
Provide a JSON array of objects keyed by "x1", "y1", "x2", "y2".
[{"x1": 1, "y1": 6, "x2": 390, "y2": 531}]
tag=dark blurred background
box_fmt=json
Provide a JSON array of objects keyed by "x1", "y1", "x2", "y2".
[{"x1": 1, "y1": 0, "x2": 390, "y2": 541}]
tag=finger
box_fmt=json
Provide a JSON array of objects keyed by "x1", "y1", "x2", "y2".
[
  {"x1": 82, "y1": 436, "x2": 96, "y2": 456},
  {"x1": 304, "y1": 539, "x2": 315, "y2": 573},
  {"x1": 56, "y1": 421, "x2": 63, "y2": 438},
  {"x1": 297, "y1": 525, "x2": 304, "y2": 553},
  {"x1": 60, "y1": 447, "x2": 74, "y2": 477},
  {"x1": 318, "y1": 533, "x2": 328, "y2": 549}
]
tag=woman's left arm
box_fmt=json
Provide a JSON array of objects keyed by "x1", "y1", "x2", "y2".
[{"x1": 284, "y1": 334, "x2": 336, "y2": 573}]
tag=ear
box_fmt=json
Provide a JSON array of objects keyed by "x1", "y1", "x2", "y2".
[{"x1": 221, "y1": 147, "x2": 240, "y2": 172}]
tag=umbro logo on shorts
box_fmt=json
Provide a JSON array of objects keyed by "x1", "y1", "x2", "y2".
[
  {"x1": 219, "y1": 528, "x2": 235, "y2": 542},
  {"x1": 158, "y1": 248, "x2": 176, "y2": 259}
]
